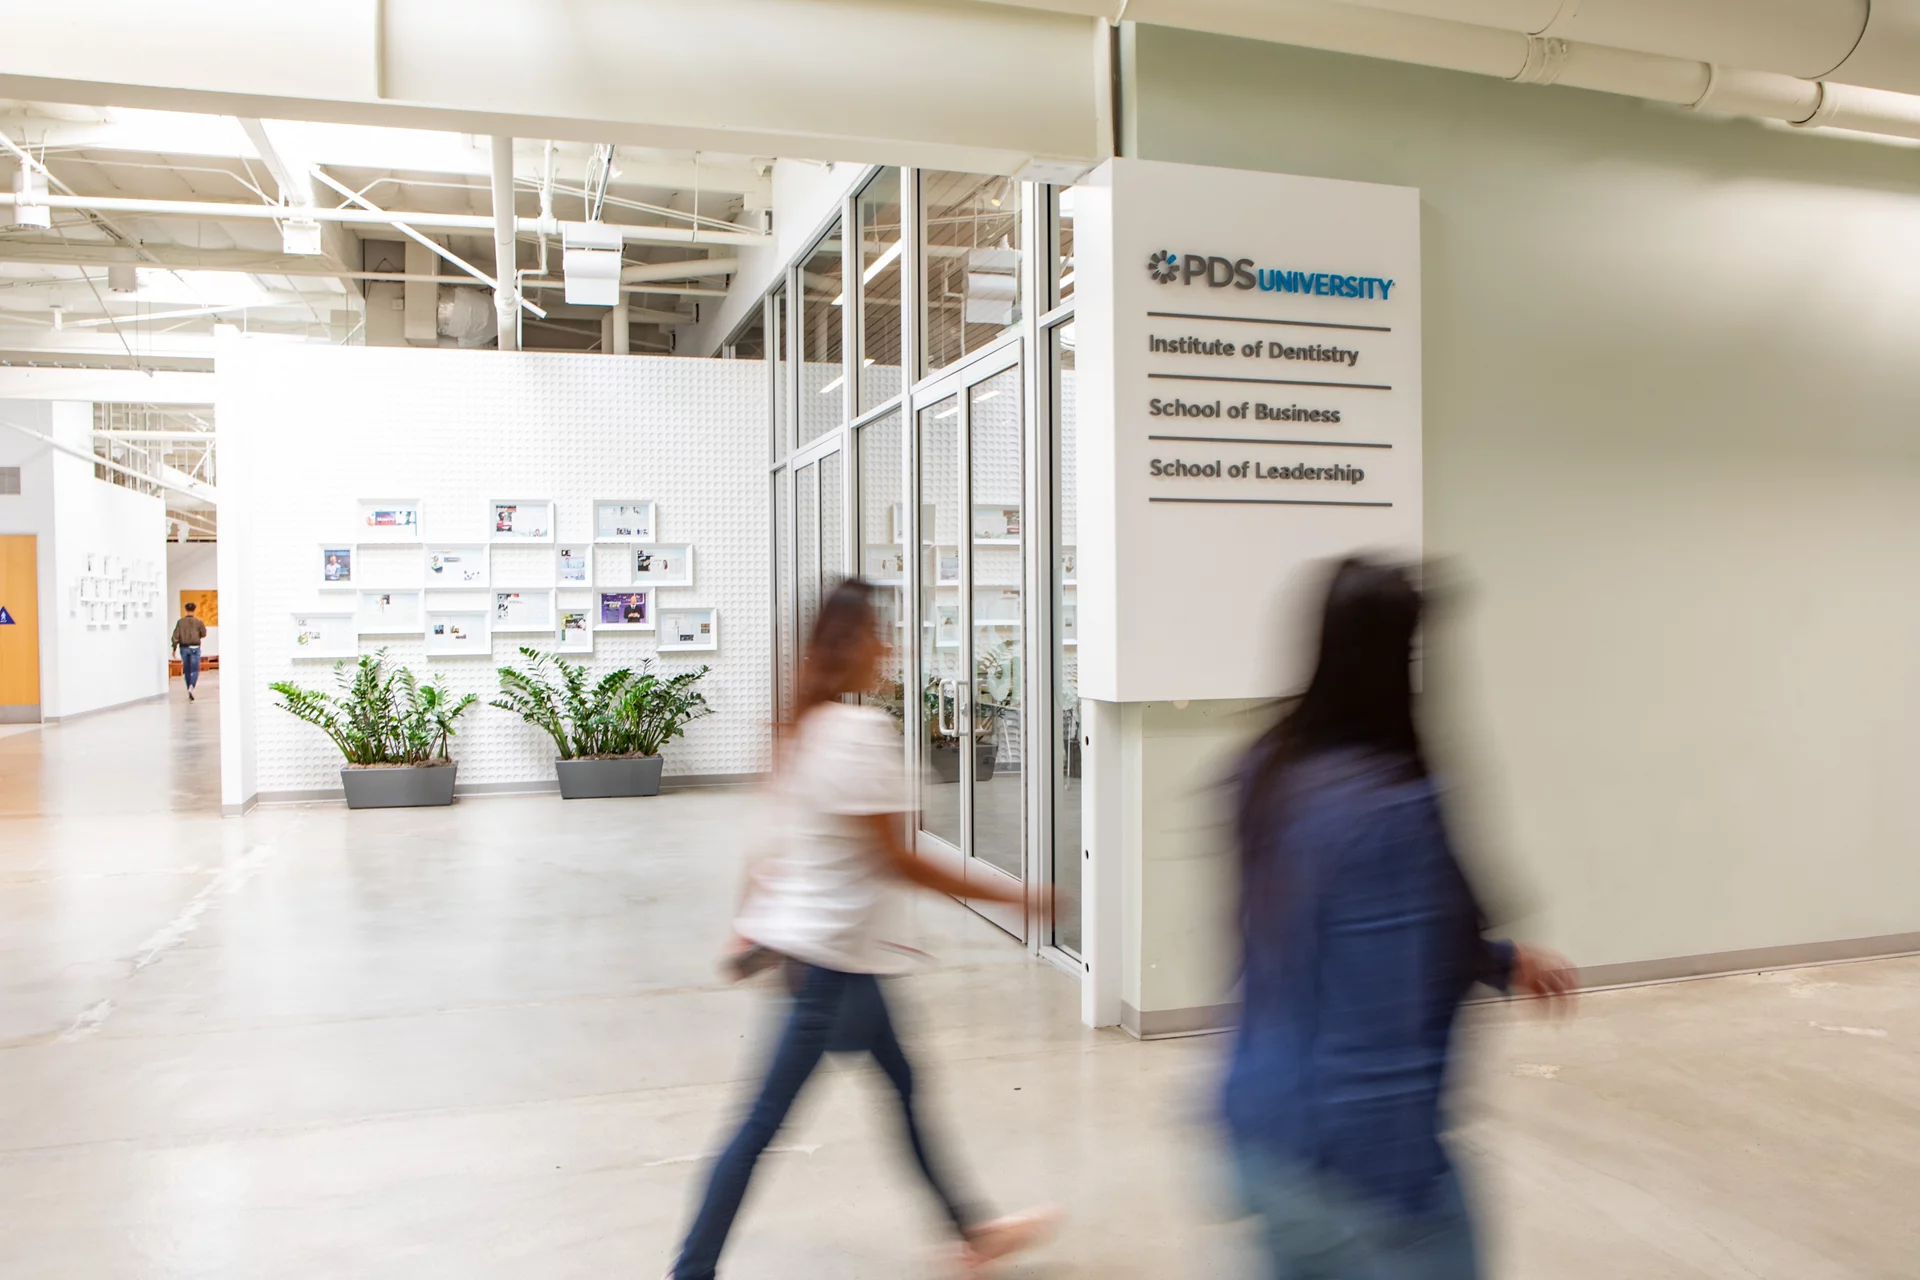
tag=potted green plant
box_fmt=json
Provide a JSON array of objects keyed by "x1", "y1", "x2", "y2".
[
  {"x1": 492, "y1": 649, "x2": 711, "y2": 798},
  {"x1": 270, "y1": 649, "x2": 477, "y2": 808}
]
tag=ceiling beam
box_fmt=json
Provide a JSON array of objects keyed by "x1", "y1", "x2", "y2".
[{"x1": 0, "y1": 0, "x2": 1104, "y2": 174}]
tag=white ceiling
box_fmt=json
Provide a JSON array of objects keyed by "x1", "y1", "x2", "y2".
[{"x1": 0, "y1": 102, "x2": 776, "y2": 365}]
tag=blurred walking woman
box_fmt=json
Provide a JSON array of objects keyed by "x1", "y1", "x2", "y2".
[
  {"x1": 1226, "y1": 557, "x2": 1573, "y2": 1279},
  {"x1": 668, "y1": 579, "x2": 1054, "y2": 1279}
]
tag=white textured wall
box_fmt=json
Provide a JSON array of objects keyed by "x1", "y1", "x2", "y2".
[
  {"x1": 0, "y1": 401, "x2": 169, "y2": 719},
  {"x1": 1131, "y1": 28, "x2": 1920, "y2": 976},
  {"x1": 217, "y1": 342, "x2": 769, "y2": 802}
]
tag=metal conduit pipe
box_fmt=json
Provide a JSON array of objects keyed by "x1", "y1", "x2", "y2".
[
  {"x1": 990, "y1": 0, "x2": 1920, "y2": 141},
  {"x1": 490, "y1": 136, "x2": 520, "y2": 352},
  {"x1": 620, "y1": 257, "x2": 739, "y2": 284},
  {"x1": 1318, "y1": 0, "x2": 1920, "y2": 97}
]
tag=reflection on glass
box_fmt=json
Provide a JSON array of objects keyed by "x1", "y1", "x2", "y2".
[
  {"x1": 1055, "y1": 186, "x2": 1076, "y2": 306},
  {"x1": 799, "y1": 222, "x2": 845, "y2": 446},
  {"x1": 858, "y1": 412, "x2": 905, "y2": 732},
  {"x1": 918, "y1": 395, "x2": 962, "y2": 849},
  {"x1": 775, "y1": 470, "x2": 793, "y2": 722},
  {"x1": 821, "y1": 450, "x2": 845, "y2": 592},
  {"x1": 771, "y1": 285, "x2": 789, "y2": 462},
  {"x1": 797, "y1": 461, "x2": 820, "y2": 647},
  {"x1": 1052, "y1": 325, "x2": 1081, "y2": 952},
  {"x1": 858, "y1": 171, "x2": 904, "y2": 415},
  {"x1": 970, "y1": 366, "x2": 1024, "y2": 880},
  {"x1": 922, "y1": 172, "x2": 1022, "y2": 374}
]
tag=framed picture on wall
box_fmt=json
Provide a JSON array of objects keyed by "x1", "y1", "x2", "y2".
[
  {"x1": 492, "y1": 588, "x2": 555, "y2": 632},
  {"x1": 629, "y1": 543, "x2": 693, "y2": 588},
  {"x1": 934, "y1": 546, "x2": 960, "y2": 586},
  {"x1": 319, "y1": 545, "x2": 354, "y2": 588},
  {"x1": 657, "y1": 606, "x2": 718, "y2": 653},
  {"x1": 593, "y1": 499, "x2": 656, "y2": 543},
  {"x1": 424, "y1": 610, "x2": 490, "y2": 657},
  {"x1": 356, "y1": 589, "x2": 423, "y2": 634},
  {"x1": 597, "y1": 590, "x2": 653, "y2": 631},
  {"x1": 292, "y1": 611, "x2": 357, "y2": 659},
  {"x1": 555, "y1": 606, "x2": 594, "y2": 653},
  {"x1": 556, "y1": 544, "x2": 591, "y2": 585},
  {"x1": 490, "y1": 498, "x2": 554, "y2": 542},
  {"x1": 972, "y1": 504, "x2": 1021, "y2": 543},
  {"x1": 357, "y1": 498, "x2": 423, "y2": 541},
  {"x1": 426, "y1": 545, "x2": 489, "y2": 588}
]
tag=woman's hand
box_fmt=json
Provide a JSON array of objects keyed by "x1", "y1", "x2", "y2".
[{"x1": 1512, "y1": 945, "x2": 1578, "y2": 1018}]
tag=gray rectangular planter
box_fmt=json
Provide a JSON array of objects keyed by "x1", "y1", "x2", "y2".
[
  {"x1": 340, "y1": 762, "x2": 458, "y2": 809},
  {"x1": 556, "y1": 755, "x2": 664, "y2": 799}
]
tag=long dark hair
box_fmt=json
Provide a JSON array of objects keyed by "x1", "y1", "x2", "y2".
[
  {"x1": 1237, "y1": 556, "x2": 1428, "y2": 865},
  {"x1": 793, "y1": 578, "x2": 880, "y2": 722}
]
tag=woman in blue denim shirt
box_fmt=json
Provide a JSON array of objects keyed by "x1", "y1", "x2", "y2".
[{"x1": 1226, "y1": 557, "x2": 1574, "y2": 1279}]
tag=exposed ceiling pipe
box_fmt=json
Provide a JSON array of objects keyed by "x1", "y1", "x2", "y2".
[
  {"x1": 490, "y1": 136, "x2": 520, "y2": 352},
  {"x1": 620, "y1": 257, "x2": 739, "y2": 284},
  {"x1": 988, "y1": 0, "x2": 1920, "y2": 143},
  {"x1": 0, "y1": 191, "x2": 769, "y2": 246},
  {"x1": 1319, "y1": 0, "x2": 1920, "y2": 97},
  {"x1": 0, "y1": 414, "x2": 218, "y2": 505},
  {"x1": 309, "y1": 168, "x2": 548, "y2": 321}
]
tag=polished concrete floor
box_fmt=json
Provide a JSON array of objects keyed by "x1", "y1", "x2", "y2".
[{"x1": 1, "y1": 674, "x2": 1916, "y2": 1277}]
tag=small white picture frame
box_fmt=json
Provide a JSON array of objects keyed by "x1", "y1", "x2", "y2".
[
  {"x1": 593, "y1": 498, "x2": 657, "y2": 543},
  {"x1": 597, "y1": 590, "x2": 654, "y2": 631},
  {"x1": 972, "y1": 504, "x2": 1022, "y2": 543},
  {"x1": 629, "y1": 543, "x2": 693, "y2": 588},
  {"x1": 657, "y1": 606, "x2": 718, "y2": 653},
  {"x1": 555, "y1": 601, "x2": 594, "y2": 653},
  {"x1": 424, "y1": 610, "x2": 491, "y2": 657},
  {"x1": 356, "y1": 589, "x2": 423, "y2": 634},
  {"x1": 292, "y1": 611, "x2": 357, "y2": 659},
  {"x1": 319, "y1": 544, "x2": 355, "y2": 589},
  {"x1": 357, "y1": 498, "x2": 423, "y2": 541},
  {"x1": 426, "y1": 545, "x2": 489, "y2": 588},
  {"x1": 490, "y1": 498, "x2": 555, "y2": 542},
  {"x1": 492, "y1": 588, "x2": 555, "y2": 632},
  {"x1": 863, "y1": 544, "x2": 906, "y2": 584},
  {"x1": 934, "y1": 546, "x2": 960, "y2": 586},
  {"x1": 556, "y1": 544, "x2": 592, "y2": 586}
]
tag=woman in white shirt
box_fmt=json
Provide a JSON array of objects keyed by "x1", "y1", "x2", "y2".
[{"x1": 668, "y1": 579, "x2": 1055, "y2": 1279}]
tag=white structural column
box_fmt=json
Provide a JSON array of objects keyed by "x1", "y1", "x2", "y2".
[
  {"x1": 491, "y1": 136, "x2": 520, "y2": 352},
  {"x1": 1074, "y1": 159, "x2": 1424, "y2": 1034}
]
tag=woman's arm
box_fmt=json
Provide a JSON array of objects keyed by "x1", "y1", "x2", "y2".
[{"x1": 853, "y1": 812, "x2": 1025, "y2": 906}]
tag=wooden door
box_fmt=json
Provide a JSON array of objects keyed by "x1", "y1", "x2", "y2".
[{"x1": 0, "y1": 535, "x2": 39, "y2": 721}]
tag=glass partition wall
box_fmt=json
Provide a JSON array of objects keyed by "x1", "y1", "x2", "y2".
[{"x1": 755, "y1": 166, "x2": 1080, "y2": 965}]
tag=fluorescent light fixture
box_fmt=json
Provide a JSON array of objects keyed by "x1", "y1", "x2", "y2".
[
  {"x1": 934, "y1": 405, "x2": 959, "y2": 420},
  {"x1": 817, "y1": 374, "x2": 845, "y2": 394},
  {"x1": 282, "y1": 217, "x2": 324, "y2": 256},
  {"x1": 861, "y1": 241, "x2": 903, "y2": 285},
  {"x1": 136, "y1": 270, "x2": 274, "y2": 307},
  {"x1": 975, "y1": 390, "x2": 1001, "y2": 402}
]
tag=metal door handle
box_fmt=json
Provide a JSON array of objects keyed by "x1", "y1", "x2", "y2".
[{"x1": 939, "y1": 678, "x2": 956, "y2": 736}]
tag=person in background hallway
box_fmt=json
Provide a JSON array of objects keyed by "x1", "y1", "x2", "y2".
[
  {"x1": 170, "y1": 602, "x2": 207, "y2": 702},
  {"x1": 667, "y1": 578, "x2": 1057, "y2": 1279},
  {"x1": 1226, "y1": 556, "x2": 1575, "y2": 1280}
]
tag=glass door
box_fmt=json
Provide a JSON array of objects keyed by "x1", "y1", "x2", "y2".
[
  {"x1": 914, "y1": 345, "x2": 1026, "y2": 937},
  {"x1": 792, "y1": 444, "x2": 846, "y2": 652}
]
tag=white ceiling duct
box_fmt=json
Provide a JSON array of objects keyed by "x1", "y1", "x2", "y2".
[{"x1": 436, "y1": 286, "x2": 496, "y2": 348}]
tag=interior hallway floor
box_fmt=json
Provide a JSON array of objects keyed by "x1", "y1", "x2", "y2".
[{"x1": 1, "y1": 678, "x2": 1916, "y2": 1278}]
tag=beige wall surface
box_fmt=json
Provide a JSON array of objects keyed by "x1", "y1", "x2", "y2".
[{"x1": 1130, "y1": 28, "x2": 1920, "y2": 970}]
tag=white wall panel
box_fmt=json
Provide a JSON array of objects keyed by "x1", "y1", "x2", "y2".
[{"x1": 218, "y1": 343, "x2": 769, "y2": 801}]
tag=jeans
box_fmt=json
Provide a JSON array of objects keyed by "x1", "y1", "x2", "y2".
[
  {"x1": 179, "y1": 645, "x2": 201, "y2": 689},
  {"x1": 1233, "y1": 1142, "x2": 1480, "y2": 1280},
  {"x1": 672, "y1": 964, "x2": 981, "y2": 1280}
]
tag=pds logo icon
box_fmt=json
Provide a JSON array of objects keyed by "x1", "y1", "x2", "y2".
[{"x1": 1146, "y1": 249, "x2": 1179, "y2": 283}]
